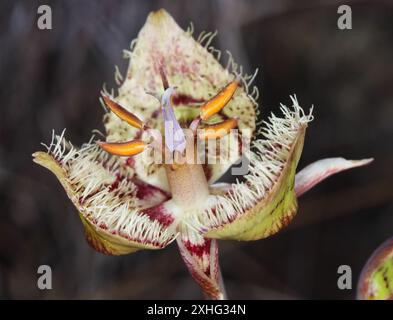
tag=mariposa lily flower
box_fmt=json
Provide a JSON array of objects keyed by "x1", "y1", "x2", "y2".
[
  {"x1": 357, "y1": 237, "x2": 393, "y2": 300},
  {"x1": 33, "y1": 9, "x2": 372, "y2": 299}
]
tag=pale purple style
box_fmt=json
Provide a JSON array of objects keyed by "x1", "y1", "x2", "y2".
[{"x1": 161, "y1": 87, "x2": 187, "y2": 153}]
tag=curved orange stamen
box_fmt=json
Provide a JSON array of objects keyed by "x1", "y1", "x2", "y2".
[
  {"x1": 198, "y1": 118, "x2": 238, "y2": 140},
  {"x1": 200, "y1": 78, "x2": 240, "y2": 120},
  {"x1": 98, "y1": 140, "x2": 146, "y2": 156},
  {"x1": 102, "y1": 94, "x2": 144, "y2": 130}
]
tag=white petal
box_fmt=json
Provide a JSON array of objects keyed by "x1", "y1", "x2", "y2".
[{"x1": 295, "y1": 157, "x2": 373, "y2": 197}]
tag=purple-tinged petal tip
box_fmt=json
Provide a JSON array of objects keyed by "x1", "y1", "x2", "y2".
[{"x1": 295, "y1": 157, "x2": 374, "y2": 197}]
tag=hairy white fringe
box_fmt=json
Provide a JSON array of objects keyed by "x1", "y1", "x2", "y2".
[
  {"x1": 123, "y1": 49, "x2": 132, "y2": 59},
  {"x1": 101, "y1": 83, "x2": 119, "y2": 113},
  {"x1": 186, "y1": 22, "x2": 194, "y2": 35},
  {"x1": 196, "y1": 28, "x2": 222, "y2": 61},
  {"x1": 224, "y1": 50, "x2": 259, "y2": 108},
  {"x1": 130, "y1": 38, "x2": 138, "y2": 51},
  {"x1": 208, "y1": 46, "x2": 222, "y2": 61},
  {"x1": 114, "y1": 65, "x2": 124, "y2": 86},
  {"x1": 43, "y1": 131, "x2": 175, "y2": 247},
  {"x1": 179, "y1": 222, "x2": 206, "y2": 246},
  {"x1": 200, "y1": 30, "x2": 218, "y2": 49},
  {"x1": 190, "y1": 96, "x2": 313, "y2": 231},
  {"x1": 195, "y1": 29, "x2": 259, "y2": 109},
  {"x1": 101, "y1": 83, "x2": 116, "y2": 103}
]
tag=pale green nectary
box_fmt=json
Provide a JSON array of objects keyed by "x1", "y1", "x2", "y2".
[{"x1": 33, "y1": 9, "x2": 372, "y2": 299}]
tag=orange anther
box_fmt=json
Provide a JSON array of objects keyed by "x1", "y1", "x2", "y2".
[
  {"x1": 200, "y1": 78, "x2": 240, "y2": 120},
  {"x1": 98, "y1": 140, "x2": 146, "y2": 157},
  {"x1": 102, "y1": 94, "x2": 144, "y2": 130},
  {"x1": 198, "y1": 118, "x2": 238, "y2": 140}
]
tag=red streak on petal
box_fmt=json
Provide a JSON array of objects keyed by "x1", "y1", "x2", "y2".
[
  {"x1": 202, "y1": 164, "x2": 212, "y2": 182},
  {"x1": 172, "y1": 93, "x2": 205, "y2": 106},
  {"x1": 183, "y1": 239, "x2": 211, "y2": 258},
  {"x1": 150, "y1": 94, "x2": 204, "y2": 118}
]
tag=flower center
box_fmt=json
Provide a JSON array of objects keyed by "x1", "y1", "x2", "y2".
[
  {"x1": 160, "y1": 87, "x2": 210, "y2": 208},
  {"x1": 165, "y1": 163, "x2": 210, "y2": 209}
]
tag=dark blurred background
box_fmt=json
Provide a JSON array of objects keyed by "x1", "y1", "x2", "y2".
[{"x1": 0, "y1": 0, "x2": 392, "y2": 299}]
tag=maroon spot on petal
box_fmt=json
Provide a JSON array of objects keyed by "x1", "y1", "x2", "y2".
[
  {"x1": 133, "y1": 179, "x2": 170, "y2": 200},
  {"x1": 142, "y1": 203, "x2": 174, "y2": 227},
  {"x1": 109, "y1": 175, "x2": 121, "y2": 192},
  {"x1": 125, "y1": 157, "x2": 135, "y2": 167},
  {"x1": 151, "y1": 109, "x2": 161, "y2": 119},
  {"x1": 99, "y1": 223, "x2": 108, "y2": 230}
]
